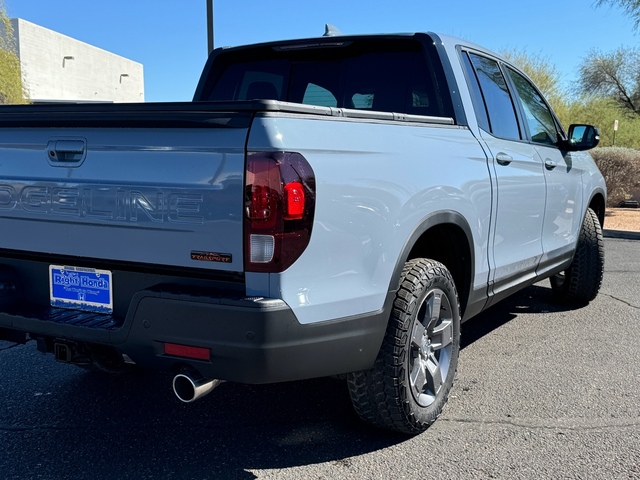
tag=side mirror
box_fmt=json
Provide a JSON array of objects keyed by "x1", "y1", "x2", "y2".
[{"x1": 562, "y1": 124, "x2": 600, "y2": 151}]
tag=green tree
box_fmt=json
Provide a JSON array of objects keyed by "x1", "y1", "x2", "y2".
[
  {"x1": 0, "y1": 4, "x2": 28, "y2": 104},
  {"x1": 499, "y1": 48, "x2": 640, "y2": 149},
  {"x1": 499, "y1": 48, "x2": 564, "y2": 108},
  {"x1": 578, "y1": 47, "x2": 640, "y2": 115},
  {"x1": 499, "y1": 48, "x2": 574, "y2": 134}
]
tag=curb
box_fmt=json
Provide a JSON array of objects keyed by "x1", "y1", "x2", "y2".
[{"x1": 603, "y1": 229, "x2": 640, "y2": 240}]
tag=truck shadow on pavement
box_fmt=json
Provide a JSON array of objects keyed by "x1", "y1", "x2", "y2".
[
  {"x1": 461, "y1": 283, "x2": 581, "y2": 349},
  {"x1": 7, "y1": 371, "x2": 404, "y2": 479},
  {"x1": 2, "y1": 283, "x2": 573, "y2": 479}
]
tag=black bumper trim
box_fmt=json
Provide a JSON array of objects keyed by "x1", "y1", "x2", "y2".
[{"x1": 0, "y1": 288, "x2": 391, "y2": 384}]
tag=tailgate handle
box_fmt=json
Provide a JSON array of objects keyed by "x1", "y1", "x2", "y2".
[{"x1": 47, "y1": 138, "x2": 87, "y2": 166}]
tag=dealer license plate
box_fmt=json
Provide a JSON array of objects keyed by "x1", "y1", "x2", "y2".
[{"x1": 49, "y1": 265, "x2": 113, "y2": 314}]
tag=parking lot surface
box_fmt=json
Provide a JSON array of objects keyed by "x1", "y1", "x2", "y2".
[{"x1": 1, "y1": 238, "x2": 638, "y2": 479}]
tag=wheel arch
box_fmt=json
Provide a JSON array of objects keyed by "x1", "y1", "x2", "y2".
[
  {"x1": 391, "y1": 211, "x2": 475, "y2": 319},
  {"x1": 587, "y1": 190, "x2": 606, "y2": 227}
]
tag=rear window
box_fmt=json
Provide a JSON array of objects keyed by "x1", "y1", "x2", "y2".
[{"x1": 205, "y1": 38, "x2": 453, "y2": 118}]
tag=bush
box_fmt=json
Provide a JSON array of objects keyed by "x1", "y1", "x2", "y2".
[
  {"x1": 590, "y1": 147, "x2": 640, "y2": 206},
  {"x1": 556, "y1": 98, "x2": 640, "y2": 150}
]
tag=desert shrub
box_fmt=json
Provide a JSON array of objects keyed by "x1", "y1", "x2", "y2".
[{"x1": 590, "y1": 147, "x2": 640, "y2": 206}]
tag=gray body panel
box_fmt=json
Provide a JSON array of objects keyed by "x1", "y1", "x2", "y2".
[
  {"x1": 0, "y1": 126, "x2": 247, "y2": 272},
  {"x1": 246, "y1": 113, "x2": 491, "y2": 324}
]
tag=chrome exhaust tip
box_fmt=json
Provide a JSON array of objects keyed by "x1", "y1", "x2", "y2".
[{"x1": 173, "y1": 371, "x2": 223, "y2": 403}]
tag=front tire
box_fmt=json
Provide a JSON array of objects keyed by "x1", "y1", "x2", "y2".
[
  {"x1": 550, "y1": 208, "x2": 604, "y2": 305},
  {"x1": 347, "y1": 258, "x2": 461, "y2": 434}
]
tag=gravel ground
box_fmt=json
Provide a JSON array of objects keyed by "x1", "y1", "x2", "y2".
[{"x1": 604, "y1": 208, "x2": 640, "y2": 231}]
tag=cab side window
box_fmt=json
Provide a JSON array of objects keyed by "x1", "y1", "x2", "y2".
[
  {"x1": 505, "y1": 67, "x2": 559, "y2": 146},
  {"x1": 467, "y1": 53, "x2": 521, "y2": 140},
  {"x1": 460, "y1": 52, "x2": 490, "y2": 132}
]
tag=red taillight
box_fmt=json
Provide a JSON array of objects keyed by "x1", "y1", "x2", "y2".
[
  {"x1": 284, "y1": 182, "x2": 305, "y2": 220},
  {"x1": 245, "y1": 157, "x2": 281, "y2": 228},
  {"x1": 249, "y1": 186, "x2": 272, "y2": 221},
  {"x1": 244, "y1": 152, "x2": 315, "y2": 273}
]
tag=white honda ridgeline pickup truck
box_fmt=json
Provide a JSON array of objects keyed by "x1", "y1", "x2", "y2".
[{"x1": 0, "y1": 30, "x2": 605, "y2": 434}]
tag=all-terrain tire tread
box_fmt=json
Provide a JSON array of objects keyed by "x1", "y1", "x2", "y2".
[
  {"x1": 552, "y1": 208, "x2": 604, "y2": 305},
  {"x1": 347, "y1": 258, "x2": 460, "y2": 434}
]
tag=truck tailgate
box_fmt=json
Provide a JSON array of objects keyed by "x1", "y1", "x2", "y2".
[{"x1": 0, "y1": 104, "x2": 250, "y2": 273}]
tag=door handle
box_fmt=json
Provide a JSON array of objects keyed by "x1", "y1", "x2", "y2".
[
  {"x1": 495, "y1": 153, "x2": 513, "y2": 166},
  {"x1": 544, "y1": 159, "x2": 557, "y2": 170}
]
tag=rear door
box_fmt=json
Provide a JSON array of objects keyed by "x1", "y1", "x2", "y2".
[{"x1": 461, "y1": 51, "x2": 546, "y2": 301}]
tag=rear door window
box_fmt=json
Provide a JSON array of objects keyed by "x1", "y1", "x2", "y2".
[
  {"x1": 460, "y1": 51, "x2": 490, "y2": 132},
  {"x1": 467, "y1": 53, "x2": 521, "y2": 140}
]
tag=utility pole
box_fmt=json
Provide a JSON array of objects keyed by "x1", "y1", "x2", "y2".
[{"x1": 207, "y1": 0, "x2": 214, "y2": 55}]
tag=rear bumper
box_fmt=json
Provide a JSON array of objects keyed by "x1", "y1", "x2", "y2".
[{"x1": 0, "y1": 286, "x2": 388, "y2": 383}]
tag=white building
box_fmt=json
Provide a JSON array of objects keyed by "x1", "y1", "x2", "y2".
[{"x1": 4, "y1": 18, "x2": 144, "y2": 103}]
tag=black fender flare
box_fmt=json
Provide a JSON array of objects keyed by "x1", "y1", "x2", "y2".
[{"x1": 386, "y1": 210, "x2": 476, "y2": 317}]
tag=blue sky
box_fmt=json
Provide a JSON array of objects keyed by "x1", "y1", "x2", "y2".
[{"x1": 5, "y1": 0, "x2": 637, "y2": 102}]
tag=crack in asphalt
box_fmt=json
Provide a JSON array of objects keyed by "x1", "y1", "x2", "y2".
[
  {"x1": 602, "y1": 293, "x2": 640, "y2": 310},
  {"x1": 6, "y1": 416, "x2": 636, "y2": 434},
  {"x1": 441, "y1": 416, "x2": 640, "y2": 432}
]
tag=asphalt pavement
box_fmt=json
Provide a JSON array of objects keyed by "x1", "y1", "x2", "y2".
[{"x1": 1, "y1": 238, "x2": 638, "y2": 479}]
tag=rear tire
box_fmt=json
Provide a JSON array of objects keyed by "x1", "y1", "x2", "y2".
[
  {"x1": 347, "y1": 258, "x2": 460, "y2": 434},
  {"x1": 550, "y1": 208, "x2": 604, "y2": 305}
]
